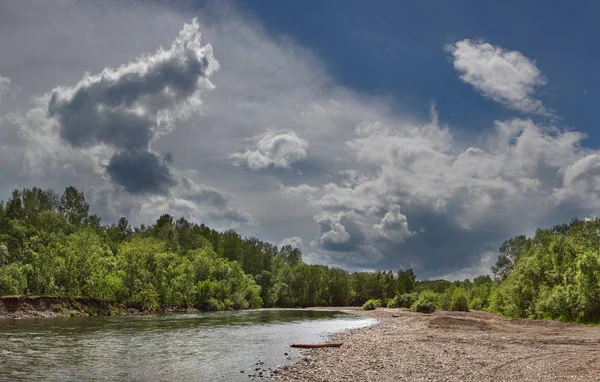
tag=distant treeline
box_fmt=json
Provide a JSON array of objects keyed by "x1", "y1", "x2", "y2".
[{"x1": 1, "y1": 186, "x2": 599, "y2": 322}]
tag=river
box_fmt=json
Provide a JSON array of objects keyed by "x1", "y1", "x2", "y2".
[{"x1": 0, "y1": 308, "x2": 375, "y2": 381}]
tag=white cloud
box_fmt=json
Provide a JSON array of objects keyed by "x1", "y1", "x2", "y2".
[
  {"x1": 311, "y1": 212, "x2": 352, "y2": 248},
  {"x1": 373, "y1": 205, "x2": 414, "y2": 242},
  {"x1": 285, "y1": 103, "x2": 600, "y2": 272},
  {"x1": 447, "y1": 39, "x2": 549, "y2": 115},
  {"x1": 230, "y1": 130, "x2": 308, "y2": 170}
]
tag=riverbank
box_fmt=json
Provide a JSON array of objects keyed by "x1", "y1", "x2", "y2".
[
  {"x1": 274, "y1": 308, "x2": 600, "y2": 381},
  {"x1": 0, "y1": 296, "x2": 198, "y2": 319}
]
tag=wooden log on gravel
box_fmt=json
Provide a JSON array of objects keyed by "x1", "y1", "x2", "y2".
[{"x1": 290, "y1": 343, "x2": 343, "y2": 348}]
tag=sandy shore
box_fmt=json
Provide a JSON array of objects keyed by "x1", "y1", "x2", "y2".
[{"x1": 274, "y1": 308, "x2": 600, "y2": 382}]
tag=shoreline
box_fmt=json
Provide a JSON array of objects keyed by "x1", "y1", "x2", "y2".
[
  {"x1": 274, "y1": 308, "x2": 600, "y2": 381},
  {"x1": 0, "y1": 297, "x2": 368, "y2": 321},
  {"x1": 0, "y1": 296, "x2": 202, "y2": 320}
]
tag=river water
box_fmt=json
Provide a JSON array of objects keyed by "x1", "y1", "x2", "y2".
[{"x1": 0, "y1": 308, "x2": 375, "y2": 381}]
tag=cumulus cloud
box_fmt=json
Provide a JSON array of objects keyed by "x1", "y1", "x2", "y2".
[
  {"x1": 311, "y1": 212, "x2": 353, "y2": 250},
  {"x1": 373, "y1": 205, "x2": 414, "y2": 242},
  {"x1": 230, "y1": 130, "x2": 308, "y2": 170},
  {"x1": 446, "y1": 39, "x2": 549, "y2": 115},
  {"x1": 0, "y1": 75, "x2": 10, "y2": 102},
  {"x1": 307, "y1": 210, "x2": 386, "y2": 264},
  {"x1": 284, "y1": 103, "x2": 600, "y2": 273},
  {"x1": 47, "y1": 18, "x2": 219, "y2": 194}
]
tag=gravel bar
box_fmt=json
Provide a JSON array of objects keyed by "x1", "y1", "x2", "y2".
[{"x1": 273, "y1": 308, "x2": 600, "y2": 382}]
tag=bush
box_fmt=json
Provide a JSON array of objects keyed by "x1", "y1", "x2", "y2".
[
  {"x1": 411, "y1": 290, "x2": 438, "y2": 313},
  {"x1": 362, "y1": 298, "x2": 382, "y2": 310},
  {"x1": 469, "y1": 297, "x2": 484, "y2": 310},
  {"x1": 387, "y1": 293, "x2": 417, "y2": 308},
  {"x1": 205, "y1": 297, "x2": 225, "y2": 311},
  {"x1": 438, "y1": 286, "x2": 455, "y2": 311},
  {"x1": 387, "y1": 295, "x2": 400, "y2": 308},
  {"x1": 449, "y1": 288, "x2": 469, "y2": 311},
  {"x1": 0, "y1": 263, "x2": 28, "y2": 295}
]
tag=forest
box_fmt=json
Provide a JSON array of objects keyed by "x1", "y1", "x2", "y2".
[{"x1": 1, "y1": 186, "x2": 599, "y2": 323}]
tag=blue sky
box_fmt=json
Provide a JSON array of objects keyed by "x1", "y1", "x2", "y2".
[
  {"x1": 243, "y1": 0, "x2": 598, "y2": 138},
  {"x1": 1, "y1": 0, "x2": 600, "y2": 280}
]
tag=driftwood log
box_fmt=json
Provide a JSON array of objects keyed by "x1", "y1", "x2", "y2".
[{"x1": 290, "y1": 343, "x2": 343, "y2": 348}]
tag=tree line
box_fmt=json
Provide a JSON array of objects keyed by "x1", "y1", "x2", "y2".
[
  {"x1": 1, "y1": 186, "x2": 599, "y2": 323},
  {"x1": 0, "y1": 187, "x2": 429, "y2": 310}
]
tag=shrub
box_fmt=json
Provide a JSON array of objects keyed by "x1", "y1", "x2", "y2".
[
  {"x1": 387, "y1": 295, "x2": 401, "y2": 308},
  {"x1": 0, "y1": 263, "x2": 28, "y2": 295},
  {"x1": 387, "y1": 293, "x2": 417, "y2": 308},
  {"x1": 362, "y1": 298, "x2": 382, "y2": 310},
  {"x1": 449, "y1": 288, "x2": 469, "y2": 311},
  {"x1": 469, "y1": 297, "x2": 484, "y2": 310},
  {"x1": 411, "y1": 290, "x2": 438, "y2": 313},
  {"x1": 231, "y1": 291, "x2": 249, "y2": 310},
  {"x1": 438, "y1": 286, "x2": 455, "y2": 311},
  {"x1": 205, "y1": 297, "x2": 225, "y2": 311}
]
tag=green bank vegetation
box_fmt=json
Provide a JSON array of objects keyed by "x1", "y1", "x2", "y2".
[{"x1": 1, "y1": 186, "x2": 600, "y2": 323}]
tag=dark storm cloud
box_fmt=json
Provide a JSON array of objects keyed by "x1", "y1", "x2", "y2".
[
  {"x1": 106, "y1": 149, "x2": 174, "y2": 194},
  {"x1": 46, "y1": 18, "x2": 219, "y2": 193}
]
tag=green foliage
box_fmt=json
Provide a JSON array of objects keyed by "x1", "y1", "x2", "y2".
[
  {"x1": 397, "y1": 269, "x2": 416, "y2": 295},
  {"x1": 0, "y1": 185, "x2": 455, "y2": 313},
  {"x1": 414, "y1": 279, "x2": 452, "y2": 294},
  {"x1": 387, "y1": 292, "x2": 417, "y2": 308},
  {"x1": 490, "y1": 218, "x2": 600, "y2": 323},
  {"x1": 362, "y1": 299, "x2": 382, "y2": 310},
  {"x1": 469, "y1": 297, "x2": 484, "y2": 310},
  {"x1": 438, "y1": 285, "x2": 455, "y2": 311},
  {"x1": 449, "y1": 288, "x2": 469, "y2": 311},
  {"x1": 15, "y1": 184, "x2": 600, "y2": 326},
  {"x1": 411, "y1": 290, "x2": 439, "y2": 313},
  {"x1": 0, "y1": 263, "x2": 28, "y2": 295},
  {"x1": 59, "y1": 186, "x2": 90, "y2": 226},
  {"x1": 492, "y1": 235, "x2": 531, "y2": 282},
  {"x1": 469, "y1": 275, "x2": 494, "y2": 310}
]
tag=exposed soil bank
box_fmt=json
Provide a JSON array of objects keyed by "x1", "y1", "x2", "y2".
[
  {"x1": 0, "y1": 296, "x2": 197, "y2": 319},
  {"x1": 274, "y1": 308, "x2": 600, "y2": 382}
]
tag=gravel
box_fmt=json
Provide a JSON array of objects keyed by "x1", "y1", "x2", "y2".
[{"x1": 273, "y1": 308, "x2": 600, "y2": 382}]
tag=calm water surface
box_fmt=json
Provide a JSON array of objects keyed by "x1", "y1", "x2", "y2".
[{"x1": 0, "y1": 309, "x2": 375, "y2": 381}]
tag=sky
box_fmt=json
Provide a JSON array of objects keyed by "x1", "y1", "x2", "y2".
[{"x1": 1, "y1": 0, "x2": 599, "y2": 280}]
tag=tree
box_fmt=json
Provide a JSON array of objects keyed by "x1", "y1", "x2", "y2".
[
  {"x1": 397, "y1": 269, "x2": 416, "y2": 294},
  {"x1": 492, "y1": 235, "x2": 531, "y2": 282},
  {"x1": 59, "y1": 186, "x2": 89, "y2": 225},
  {"x1": 117, "y1": 217, "x2": 131, "y2": 238}
]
